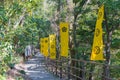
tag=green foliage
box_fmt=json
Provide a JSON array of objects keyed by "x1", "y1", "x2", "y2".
[
  {"x1": 0, "y1": 75, "x2": 6, "y2": 80},
  {"x1": 0, "y1": 0, "x2": 120, "y2": 79},
  {"x1": 73, "y1": 0, "x2": 80, "y2": 4},
  {"x1": 0, "y1": 0, "x2": 50, "y2": 78},
  {"x1": 7, "y1": 63, "x2": 15, "y2": 69},
  {"x1": 18, "y1": 70, "x2": 26, "y2": 75}
]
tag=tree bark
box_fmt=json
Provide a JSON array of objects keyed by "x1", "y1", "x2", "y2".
[{"x1": 103, "y1": 6, "x2": 112, "y2": 80}]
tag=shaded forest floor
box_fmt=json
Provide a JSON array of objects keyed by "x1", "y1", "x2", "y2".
[
  {"x1": 7, "y1": 62, "x2": 31, "y2": 80},
  {"x1": 6, "y1": 53, "x2": 60, "y2": 80}
]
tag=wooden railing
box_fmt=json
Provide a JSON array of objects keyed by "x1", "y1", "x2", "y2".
[{"x1": 43, "y1": 57, "x2": 119, "y2": 80}]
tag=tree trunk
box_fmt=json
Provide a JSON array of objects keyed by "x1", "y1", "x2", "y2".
[
  {"x1": 0, "y1": 0, "x2": 4, "y2": 6},
  {"x1": 103, "y1": 6, "x2": 112, "y2": 80}
]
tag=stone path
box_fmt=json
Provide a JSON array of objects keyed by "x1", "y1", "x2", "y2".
[{"x1": 24, "y1": 53, "x2": 60, "y2": 80}]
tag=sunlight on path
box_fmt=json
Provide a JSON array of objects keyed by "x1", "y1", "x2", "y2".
[{"x1": 24, "y1": 53, "x2": 60, "y2": 80}]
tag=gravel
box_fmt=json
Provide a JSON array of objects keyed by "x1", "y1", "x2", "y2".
[{"x1": 24, "y1": 53, "x2": 61, "y2": 80}]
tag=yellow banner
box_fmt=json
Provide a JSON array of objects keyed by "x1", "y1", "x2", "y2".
[
  {"x1": 49, "y1": 34, "x2": 56, "y2": 59},
  {"x1": 43, "y1": 37, "x2": 49, "y2": 57},
  {"x1": 40, "y1": 38, "x2": 44, "y2": 55},
  {"x1": 90, "y1": 5, "x2": 104, "y2": 60},
  {"x1": 60, "y1": 22, "x2": 69, "y2": 57}
]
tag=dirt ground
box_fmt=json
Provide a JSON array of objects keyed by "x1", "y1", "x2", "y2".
[{"x1": 6, "y1": 62, "x2": 31, "y2": 80}]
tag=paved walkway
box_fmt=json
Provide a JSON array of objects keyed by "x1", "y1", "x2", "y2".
[{"x1": 24, "y1": 53, "x2": 60, "y2": 80}]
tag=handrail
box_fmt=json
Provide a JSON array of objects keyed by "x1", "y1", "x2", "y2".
[{"x1": 44, "y1": 56, "x2": 120, "y2": 80}]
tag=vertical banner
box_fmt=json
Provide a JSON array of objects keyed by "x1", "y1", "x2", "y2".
[
  {"x1": 40, "y1": 38, "x2": 44, "y2": 55},
  {"x1": 49, "y1": 34, "x2": 56, "y2": 59},
  {"x1": 44, "y1": 37, "x2": 49, "y2": 57},
  {"x1": 60, "y1": 22, "x2": 69, "y2": 57},
  {"x1": 90, "y1": 5, "x2": 104, "y2": 60}
]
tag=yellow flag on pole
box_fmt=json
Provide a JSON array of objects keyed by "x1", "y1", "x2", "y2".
[
  {"x1": 49, "y1": 34, "x2": 56, "y2": 59},
  {"x1": 90, "y1": 5, "x2": 104, "y2": 60},
  {"x1": 44, "y1": 37, "x2": 49, "y2": 57},
  {"x1": 60, "y1": 22, "x2": 69, "y2": 57}
]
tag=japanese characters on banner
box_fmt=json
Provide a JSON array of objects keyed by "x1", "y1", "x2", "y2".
[
  {"x1": 49, "y1": 34, "x2": 56, "y2": 59},
  {"x1": 60, "y1": 22, "x2": 69, "y2": 57},
  {"x1": 90, "y1": 5, "x2": 104, "y2": 60}
]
